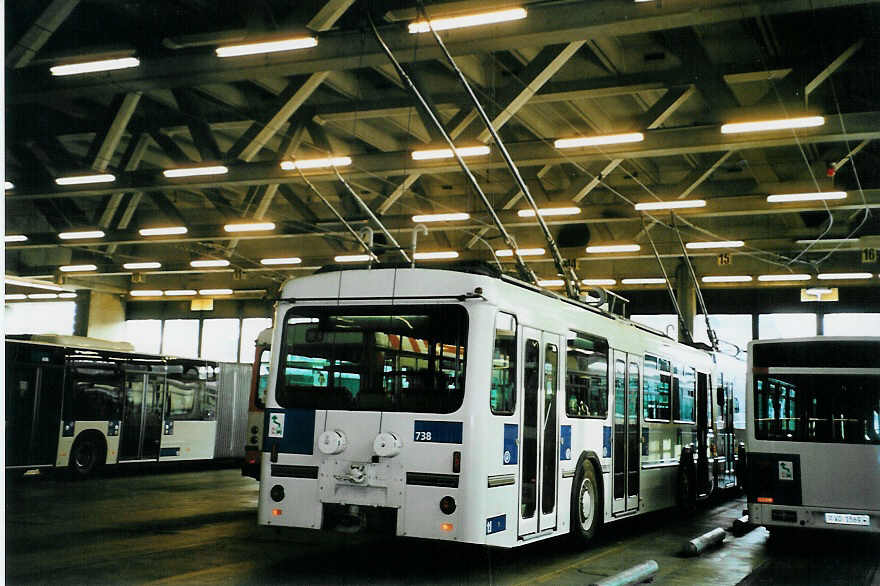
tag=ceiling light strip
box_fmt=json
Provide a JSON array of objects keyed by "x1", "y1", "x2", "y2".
[
  {"x1": 50, "y1": 57, "x2": 140, "y2": 76},
  {"x1": 216, "y1": 37, "x2": 317, "y2": 57},
  {"x1": 635, "y1": 199, "x2": 706, "y2": 211},
  {"x1": 721, "y1": 116, "x2": 825, "y2": 134},
  {"x1": 408, "y1": 8, "x2": 527, "y2": 33},
  {"x1": 554, "y1": 132, "x2": 644, "y2": 149}
]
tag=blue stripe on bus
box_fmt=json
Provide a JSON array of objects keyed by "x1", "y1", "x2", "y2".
[
  {"x1": 263, "y1": 409, "x2": 316, "y2": 455},
  {"x1": 413, "y1": 420, "x2": 463, "y2": 444},
  {"x1": 160, "y1": 447, "x2": 180, "y2": 457},
  {"x1": 603, "y1": 426, "x2": 612, "y2": 458},
  {"x1": 486, "y1": 514, "x2": 506, "y2": 535},
  {"x1": 503, "y1": 424, "x2": 518, "y2": 465},
  {"x1": 560, "y1": 425, "x2": 572, "y2": 461}
]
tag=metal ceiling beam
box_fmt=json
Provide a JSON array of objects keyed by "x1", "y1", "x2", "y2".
[
  {"x1": 7, "y1": 0, "x2": 80, "y2": 69},
  {"x1": 11, "y1": 111, "x2": 880, "y2": 200},
  {"x1": 805, "y1": 39, "x2": 865, "y2": 102},
  {"x1": 307, "y1": 0, "x2": 355, "y2": 32},
  {"x1": 12, "y1": 0, "x2": 871, "y2": 102}
]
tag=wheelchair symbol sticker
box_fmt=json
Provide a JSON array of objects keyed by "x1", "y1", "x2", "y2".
[
  {"x1": 778, "y1": 460, "x2": 794, "y2": 481},
  {"x1": 269, "y1": 413, "x2": 285, "y2": 438}
]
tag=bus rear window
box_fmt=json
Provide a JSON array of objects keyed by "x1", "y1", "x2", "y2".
[{"x1": 276, "y1": 305, "x2": 467, "y2": 414}]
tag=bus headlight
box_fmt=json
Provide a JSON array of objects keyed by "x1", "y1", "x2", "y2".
[
  {"x1": 317, "y1": 430, "x2": 348, "y2": 455},
  {"x1": 373, "y1": 432, "x2": 402, "y2": 458},
  {"x1": 270, "y1": 484, "x2": 285, "y2": 502},
  {"x1": 439, "y1": 496, "x2": 456, "y2": 515}
]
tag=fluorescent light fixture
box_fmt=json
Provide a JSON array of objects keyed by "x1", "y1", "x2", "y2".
[
  {"x1": 582, "y1": 278, "x2": 617, "y2": 286},
  {"x1": 190, "y1": 259, "x2": 230, "y2": 268},
  {"x1": 216, "y1": 37, "x2": 317, "y2": 57},
  {"x1": 123, "y1": 262, "x2": 161, "y2": 270},
  {"x1": 537, "y1": 279, "x2": 564, "y2": 287},
  {"x1": 586, "y1": 244, "x2": 640, "y2": 253},
  {"x1": 496, "y1": 248, "x2": 545, "y2": 257},
  {"x1": 260, "y1": 257, "x2": 302, "y2": 265},
  {"x1": 58, "y1": 292, "x2": 77, "y2": 299},
  {"x1": 411, "y1": 146, "x2": 490, "y2": 160},
  {"x1": 5, "y1": 235, "x2": 28, "y2": 242},
  {"x1": 5, "y1": 181, "x2": 13, "y2": 190},
  {"x1": 758, "y1": 274, "x2": 812, "y2": 282},
  {"x1": 163, "y1": 165, "x2": 228, "y2": 178},
  {"x1": 223, "y1": 222, "x2": 276, "y2": 233},
  {"x1": 721, "y1": 116, "x2": 824, "y2": 134},
  {"x1": 621, "y1": 278, "x2": 666, "y2": 285},
  {"x1": 55, "y1": 174, "x2": 115, "y2": 186},
  {"x1": 635, "y1": 199, "x2": 706, "y2": 211},
  {"x1": 59, "y1": 230, "x2": 105, "y2": 240},
  {"x1": 59, "y1": 264, "x2": 97, "y2": 272},
  {"x1": 554, "y1": 132, "x2": 644, "y2": 149},
  {"x1": 139, "y1": 226, "x2": 188, "y2": 236},
  {"x1": 701, "y1": 275, "x2": 753, "y2": 283},
  {"x1": 199, "y1": 289, "x2": 233, "y2": 295},
  {"x1": 164, "y1": 289, "x2": 197, "y2": 296},
  {"x1": 767, "y1": 191, "x2": 846, "y2": 203},
  {"x1": 685, "y1": 240, "x2": 744, "y2": 249},
  {"x1": 334, "y1": 254, "x2": 371, "y2": 263},
  {"x1": 5, "y1": 278, "x2": 64, "y2": 292},
  {"x1": 280, "y1": 157, "x2": 352, "y2": 170},
  {"x1": 5, "y1": 294, "x2": 27, "y2": 300},
  {"x1": 412, "y1": 213, "x2": 471, "y2": 222},
  {"x1": 817, "y1": 272, "x2": 873, "y2": 280},
  {"x1": 28, "y1": 293, "x2": 59, "y2": 300},
  {"x1": 413, "y1": 251, "x2": 459, "y2": 260},
  {"x1": 408, "y1": 8, "x2": 526, "y2": 33},
  {"x1": 517, "y1": 207, "x2": 580, "y2": 218},
  {"x1": 130, "y1": 290, "x2": 163, "y2": 297},
  {"x1": 795, "y1": 237, "x2": 858, "y2": 245},
  {"x1": 50, "y1": 57, "x2": 140, "y2": 76}
]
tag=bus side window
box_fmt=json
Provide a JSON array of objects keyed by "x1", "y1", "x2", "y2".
[
  {"x1": 643, "y1": 355, "x2": 670, "y2": 421},
  {"x1": 490, "y1": 312, "x2": 517, "y2": 415},
  {"x1": 70, "y1": 361, "x2": 123, "y2": 421},
  {"x1": 565, "y1": 332, "x2": 608, "y2": 418}
]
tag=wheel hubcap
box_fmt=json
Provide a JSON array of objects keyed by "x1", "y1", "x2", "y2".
[
  {"x1": 580, "y1": 478, "x2": 594, "y2": 529},
  {"x1": 75, "y1": 444, "x2": 93, "y2": 468}
]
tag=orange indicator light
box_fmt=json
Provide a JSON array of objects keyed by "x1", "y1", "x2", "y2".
[
  {"x1": 440, "y1": 523, "x2": 454, "y2": 532},
  {"x1": 757, "y1": 497, "x2": 774, "y2": 504},
  {"x1": 272, "y1": 509, "x2": 283, "y2": 516}
]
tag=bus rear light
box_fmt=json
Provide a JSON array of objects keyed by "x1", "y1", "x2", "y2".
[
  {"x1": 757, "y1": 497, "x2": 774, "y2": 504},
  {"x1": 439, "y1": 496, "x2": 456, "y2": 515},
  {"x1": 440, "y1": 523, "x2": 454, "y2": 532},
  {"x1": 452, "y1": 451, "x2": 461, "y2": 473},
  {"x1": 272, "y1": 509, "x2": 283, "y2": 517}
]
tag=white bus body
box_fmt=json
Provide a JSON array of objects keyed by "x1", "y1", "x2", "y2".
[
  {"x1": 746, "y1": 337, "x2": 880, "y2": 534},
  {"x1": 259, "y1": 268, "x2": 743, "y2": 547}
]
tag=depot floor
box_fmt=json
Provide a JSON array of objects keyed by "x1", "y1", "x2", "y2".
[{"x1": 5, "y1": 464, "x2": 879, "y2": 585}]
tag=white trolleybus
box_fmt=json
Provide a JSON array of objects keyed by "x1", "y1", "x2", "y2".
[
  {"x1": 746, "y1": 337, "x2": 880, "y2": 534},
  {"x1": 6, "y1": 334, "x2": 249, "y2": 478},
  {"x1": 258, "y1": 267, "x2": 744, "y2": 546}
]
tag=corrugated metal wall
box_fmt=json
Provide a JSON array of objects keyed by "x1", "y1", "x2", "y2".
[{"x1": 214, "y1": 362, "x2": 252, "y2": 458}]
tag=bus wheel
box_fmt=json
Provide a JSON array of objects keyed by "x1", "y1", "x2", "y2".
[
  {"x1": 69, "y1": 435, "x2": 105, "y2": 479},
  {"x1": 571, "y1": 460, "x2": 601, "y2": 545}
]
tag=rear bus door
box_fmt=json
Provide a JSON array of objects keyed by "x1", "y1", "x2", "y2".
[{"x1": 612, "y1": 350, "x2": 640, "y2": 515}]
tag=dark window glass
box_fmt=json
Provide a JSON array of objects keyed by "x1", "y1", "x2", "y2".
[
  {"x1": 565, "y1": 332, "x2": 608, "y2": 418},
  {"x1": 521, "y1": 339, "x2": 540, "y2": 520},
  {"x1": 754, "y1": 374, "x2": 880, "y2": 444},
  {"x1": 674, "y1": 366, "x2": 696, "y2": 423},
  {"x1": 541, "y1": 343, "x2": 558, "y2": 515},
  {"x1": 754, "y1": 341, "x2": 880, "y2": 369},
  {"x1": 69, "y1": 360, "x2": 123, "y2": 420},
  {"x1": 490, "y1": 313, "x2": 517, "y2": 415},
  {"x1": 276, "y1": 305, "x2": 468, "y2": 414},
  {"x1": 643, "y1": 355, "x2": 671, "y2": 421},
  {"x1": 255, "y1": 347, "x2": 270, "y2": 410}
]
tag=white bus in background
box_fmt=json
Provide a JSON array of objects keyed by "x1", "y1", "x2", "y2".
[
  {"x1": 6, "y1": 334, "x2": 250, "y2": 478},
  {"x1": 746, "y1": 337, "x2": 880, "y2": 534},
  {"x1": 257, "y1": 267, "x2": 744, "y2": 547},
  {"x1": 242, "y1": 327, "x2": 273, "y2": 479}
]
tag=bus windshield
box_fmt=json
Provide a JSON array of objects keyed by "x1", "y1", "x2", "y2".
[
  {"x1": 275, "y1": 305, "x2": 467, "y2": 413},
  {"x1": 754, "y1": 373, "x2": 880, "y2": 444}
]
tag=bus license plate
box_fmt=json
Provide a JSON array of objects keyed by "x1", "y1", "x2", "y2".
[{"x1": 824, "y1": 513, "x2": 870, "y2": 526}]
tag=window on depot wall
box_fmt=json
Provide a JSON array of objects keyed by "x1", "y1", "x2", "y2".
[
  {"x1": 124, "y1": 320, "x2": 162, "y2": 354},
  {"x1": 201, "y1": 318, "x2": 241, "y2": 362},
  {"x1": 240, "y1": 317, "x2": 273, "y2": 364},
  {"x1": 823, "y1": 313, "x2": 880, "y2": 337},
  {"x1": 5, "y1": 301, "x2": 76, "y2": 335},
  {"x1": 630, "y1": 314, "x2": 678, "y2": 339},
  {"x1": 758, "y1": 313, "x2": 817, "y2": 340},
  {"x1": 693, "y1": 314, "x2": 752, "y2": 355},
  {"x1": 162, "y1": 319, "x2": 199, "y2": 358}
]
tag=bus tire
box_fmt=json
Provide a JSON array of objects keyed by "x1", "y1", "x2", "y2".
[
  {"x1": 69, "y1": 433, "x2": 106, "y2": 479},
  {"x1": 570, "y1": 459, "x2": 602, "y2": 545}
]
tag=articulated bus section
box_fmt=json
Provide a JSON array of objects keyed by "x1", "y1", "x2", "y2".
[{"x1": 258, "y1": 268, "x2": 745, "y2": 547}]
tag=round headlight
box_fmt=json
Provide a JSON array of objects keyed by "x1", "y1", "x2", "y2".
[
  {"x1": 270, "y1": 484, "x2": 285, "y2": 502},
  {"x1": 439, "y1": 496, "x2": 456, "y2": 515}
]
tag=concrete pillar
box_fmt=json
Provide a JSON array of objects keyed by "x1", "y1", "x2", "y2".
[
  {"x1": 72, "y1": 290, "x2": 127, "y2": 341},
  {"x1": 676, "y1": 260, "x2": 696, "y2": 344}
]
